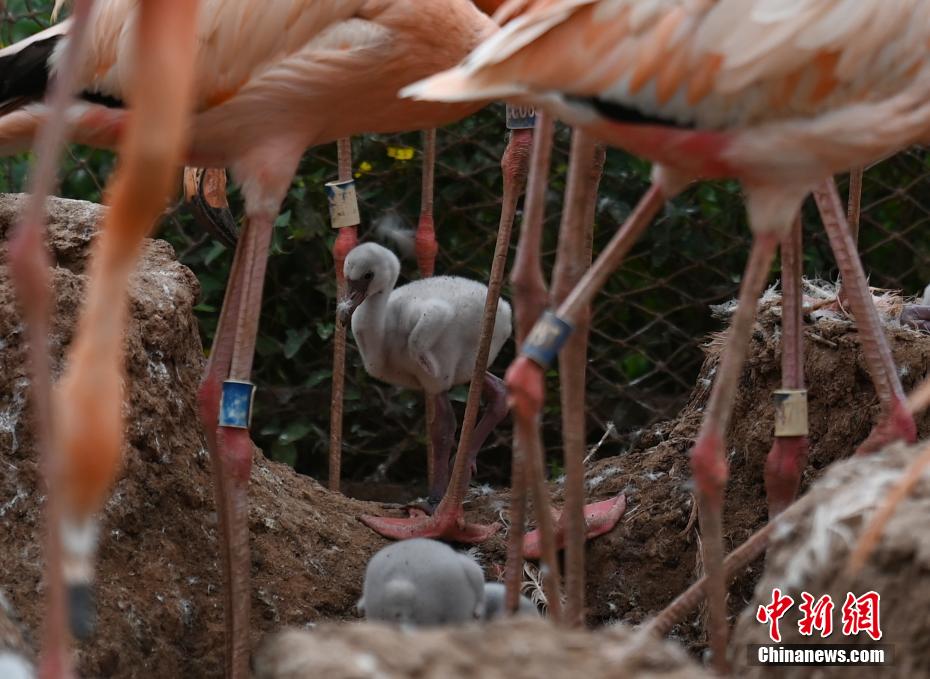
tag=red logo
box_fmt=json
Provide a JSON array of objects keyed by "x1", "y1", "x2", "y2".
[
  {"x1": 756, "y1": 590, "x2": 881, "y2": 642},
  {"x1": 841, "y1": 591, "x2": 882, "y2": 641},
  {"x1": 756, "y1": 588, "x2": 794, "y2": 642},
  {"x1": 798, "y1": 593, "x2": 834, "y2": 637}
]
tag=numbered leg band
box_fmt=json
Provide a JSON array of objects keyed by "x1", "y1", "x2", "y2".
[
  {"x1": 220, "y1": 380, "x2": 256, "y2": 429},
  {"x1": 773, "y1": 389, "x2": 809, "y2": 437},
  {"x1": 521, "y1": 311, "x2": 574, "y2": 368},
  {"x1": 325, "y1": 178, "x2": 360, "y2": 229},
  {"x1": 506, "y1": 104, "x2": 536, "y2": 130}
]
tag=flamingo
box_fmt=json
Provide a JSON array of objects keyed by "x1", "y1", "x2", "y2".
[
  {"x1": 359, "y1": 538, "x2": 486, "y2": 625},
  {"x1": 359, "y1": 538, "x2": 538, "y2": 624},
  {"x1": 482, "y1": 582, "x2": 538, "y2": 620},
  {"x1": 0, "y1": 1, "x2": 503, "y2": 674},
  {"x1": 404, "y1": 0, "x2": 930, "y2": 669},
  {"x1": 4, "y1": 1, "x2": 199, "y2": 676},
  {"x1": 340, "y1": 242, "x2": 513, "y2": 510}
]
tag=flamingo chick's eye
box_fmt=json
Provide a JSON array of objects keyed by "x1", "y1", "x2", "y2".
[{"x1": 364, "y1": 272, "x2": 374, "y2": 280}]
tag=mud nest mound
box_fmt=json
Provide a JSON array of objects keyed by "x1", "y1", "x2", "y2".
[
  {"x1": 3, "y1": 193, "x2": 930, "y2": 676},
  {"x1": 732, "y1": 441, "x2": 930, "y2": 676},
  {"x1": 0, "y1": 195, "x2": 390, "y2": 677},
  {"x1": 253, "y1": 618, "x2": 710, "y2": 679},
  {"x1": 548, "y1": 286, "x2": 930, "y2": 647}
]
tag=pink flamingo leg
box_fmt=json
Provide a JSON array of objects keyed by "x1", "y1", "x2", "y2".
[
  {"x1": 690, "y1": 232, "x2": 780, "y2": 673},
  {"x1": 508, "y1": 184, "x2": 664, "y2": 550},
  {"x1": 7, "y1": 1, "x2": 96, "y2": 675},
  {"x1": 504, "y1": 110, "x2": 551, "y2": 613},
  {"x1": 415, "y1": 129, "x2": 439, "y2": 278},
  {"x1": 329, "y1": 138, "x2": 359, "y2": 492},
  {"x1": 540, "y1": 130, "x2": 615, "y2": 625},
  {"x1": 197, "y1": 149, "x2": 301, "y2": 677},
  {"x1": 417, "y1": 129, "x2": 440, "y2": 491},
  {"x1": 506, "y1": 181, "x2": 665, "y2": 621},
  {"x1": 812, "y1": 180, "x2": 916, "y2": 454},
  {"x1": 360, "y1": 125, "x2": 533, "y2": 543},
  {"x1": 764, "y1": 215, "x2": 809, "y2": 517}
]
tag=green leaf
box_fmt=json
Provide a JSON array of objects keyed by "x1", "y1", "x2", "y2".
[
  {"x1": 304, "y1": 369, "x2": 332, "y2": 388},
  {"x1": 315, "y1": 321, "x2": 334, "y2": 342},
  {"x1": 204, "y1": 241, "x2": 227, "y2": 266},
  {"x1": 277, "y1": 421, "x2": 313, "y2": 445},
  {"x1": 275, "y1": 210, "x2": 292, "y2": 228},
  {"x1": 271, "y1": 442, "x2": 297, "y2": 468},
  {"x1": 284, "y1": 327, "x2": 311, "y2": 359}
]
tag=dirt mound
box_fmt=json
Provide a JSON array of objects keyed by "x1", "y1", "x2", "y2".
[
  {"x1": 3, "y1": 194, "x2": 930, "y2": 676},
  {"x1": 732, "y1": 441, "x2": 930, "y2": 676},
  {"x1": 253, "y1": 617, "x2": 710, "y2": 679},
  {"x1": 540, "y1": 290, "x2": 930, "y2": 646},
  {"x1": 0, "y1": 195, "x2": 390, "y2": 677}
]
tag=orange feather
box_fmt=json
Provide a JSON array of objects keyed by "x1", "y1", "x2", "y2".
[
  {"x1": 629, "y1": 8, "x2": 684, "y2": 95},
  {"x1": 686, "y1": 52, "x2": 722, "y2": 106}
]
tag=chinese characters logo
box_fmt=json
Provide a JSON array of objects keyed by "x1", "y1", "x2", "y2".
[{"x1": 756, "y1": 590, "x2": 881, "y2": 642}]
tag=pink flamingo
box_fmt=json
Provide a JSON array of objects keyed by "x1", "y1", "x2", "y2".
[
  {"x1": 5, "y1": 1, "x2": 199, "y2": 675},
  {"x1": 405, "y1": 0, "x2": 929, "y2": 669},
  {"x1": 0, "y1": 1, "x2": 501, "y2": 674}
]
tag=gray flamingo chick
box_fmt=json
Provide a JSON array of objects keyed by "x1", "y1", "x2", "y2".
[
  {"x1": 359, "y1": 538, "x2": 485, "y2": 625},
  {"x1": 481, "y1": 582, "x2": 539, "y2": 621},
  {"x1": 340, "y1": 242, "x2": 512, "y2": 508}
]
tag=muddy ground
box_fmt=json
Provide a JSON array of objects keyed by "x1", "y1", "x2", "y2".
[{"x1": 2, "y1": 194, "x2": 930, "y2": 677}]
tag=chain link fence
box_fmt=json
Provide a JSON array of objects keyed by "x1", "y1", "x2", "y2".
[{"x1": 3, "y1": 2, "x2": 930, "y2": 491}]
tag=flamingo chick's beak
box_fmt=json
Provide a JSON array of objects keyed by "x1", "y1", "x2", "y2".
[{"x1": 338, "y1": 278, "x2": 370, "y2": 326}]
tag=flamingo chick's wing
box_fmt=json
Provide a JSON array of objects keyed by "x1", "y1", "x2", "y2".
[
  {"x1": 404, "y1": 0, "x2": 930, "y2": 130},
  {"x1": 406, "y1": 298, "x2": 456, "y2": 385},
  {"x1": 392, "y1": 276, "x2": 512, "y2": 390}
]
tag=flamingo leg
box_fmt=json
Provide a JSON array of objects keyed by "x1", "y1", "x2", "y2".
[
  {"x1": 197, "y1": 235, "x2": 247, "y2": 676},
  {"x1": 359, "y1": 124, "x2": 533, "y2": 543},
  {"x1": 546, "y1": 129, "x2": 607, "y2": 625},
  {"x1": 690, "y1": 232, "x2": 780, "y2": 674},
  {"x1": 504, "y1": 111, "x2": 551, "y2": 613},
  {"x1": 812, "y1": 180, "x2": 916, "y2": 454},
  {"x1": 417, "y1": 129, "x2": 439, "y2": 491},
  {"x1": 205, "y1": 211, "x2": 275, "y2": 678},
  {"x1": 29, "y1": 0, "x2": 196, "y2": 673},
  {"x1": 426, "y1": 392, "x2": 456, "y2": 506},
  {"x1": 196, "y1": 148, "x2": 301, "y2": 676},
  {"x1": 329, "y1": 138, "x2": 359, "y2": 492},
  {"x1": 6, "y1": 0, "x2": 97, "y2": 674},
  {"x1": 507, "y1": 184, "x2": 663, "y2": 557},
  {"x1": 764, "y1": 214, "x2": 809, "y2": 517},
  {"x1": 512, "y1": 383, "x2": 564, "y2": 622},
  {"x1": 847, "y1": 167, "x2": 863, "y2": 245},
  {"x1": 466, "y1": 373, "x2": 509, "y2": 475},
  {"x1": 415, "y1": 129, "x2": 439, "y2": 278}
]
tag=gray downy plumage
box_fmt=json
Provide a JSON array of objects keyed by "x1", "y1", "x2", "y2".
[
  {"x1": 342, "y1": 242, "x2": 512, "y2": 396},
  {"x1": 481, "y1": 582, "x2": 539, "y2": 621},
  {"x1": 359, "y1": 538, "x2": 485, "y2": 626}
]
